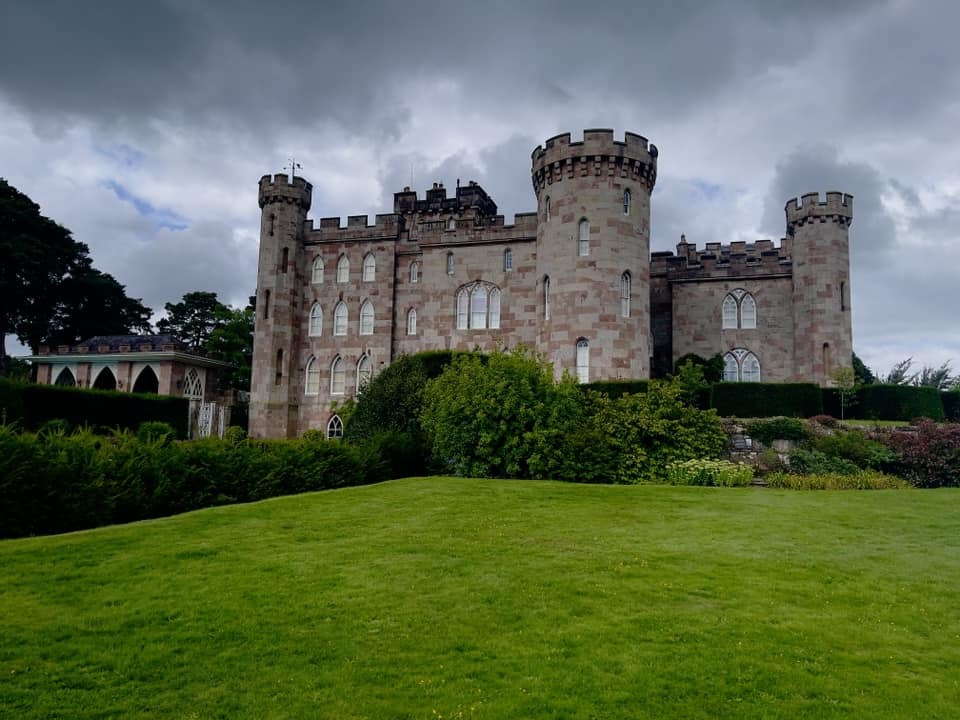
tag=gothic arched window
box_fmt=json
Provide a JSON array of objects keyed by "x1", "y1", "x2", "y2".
[
  {"x1": 362, "y1": 253, "x2": 375, "y2": 282},
  {"x1": 623, "y1": 188, "x2": 632, "y2": 216},
  {"x1": 620, "y1": 271, "x2": 631, "y2": 318},
  {"x1": 309, "y1": 303, "x2": 323, "y2": 336},
  {"x1": 305, "y1": 356, "x2": 320, "y2": 395},
  {"x1": 357, "y1": 354, "x2": 372, "y2": 394},
  {"x1": 578, "y1": 219, "x2": 590, "y2": 256},
  {"x1": 576, "y1": 339, "x2": 589, "y2": 384},
  {"x1": 359, "y1": 300, "x2": 374, "y2": 335},
  {"x1": 410, "y1": 261, "x2": 420, "y2": 283},
  {"x1": 327, "y1": 415, "x2": 343, "y2": 439},
  {"x1": 336, "y1": 255, "x2": 349, "y2": 283},
  {"x1": 311, "y1": 256, "x2": 324, "y2": 284},
  {"x1": 407, "y1": 308, "x2": 417, "y2": 335},
  {"x1": 330, "y1": 356, "x2": 345, "y2": 395},
  {"x1": 333, "y1": 302, "x2": 347, "y2": 336}
]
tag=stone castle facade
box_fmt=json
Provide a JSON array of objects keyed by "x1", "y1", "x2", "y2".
[{"x1": 250, "y1": 129, "x2": 853, "y2": 439}]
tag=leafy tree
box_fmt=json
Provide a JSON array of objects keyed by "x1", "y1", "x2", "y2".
[
  {"x1": 674, "y1": 352, "x2": 724, "y2": 383},
  {"x1": 1, "y1": 178, "x2": 153, "y2": 369},
  {"x1": 157, "y1": 291, "x2": 230, "y2": 349},
  {"x1": 915, "y1": 361, "x2": 954, "y2": 391},
  {"x1": 883, "y1": 358, "x2": 916, "y2": 386},
  {"x1": 852, "y1": 351, "x2": 876, "y2": 386},
  {"x1": 830, "y1": 366, "x2": 857, "y2": 421},
  {"x1": 206, "y1": 302, "x2": 254, "y2": 392}
]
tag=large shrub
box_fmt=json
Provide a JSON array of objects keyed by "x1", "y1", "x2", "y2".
[
  {"x1": 581, "y1": 379, "x2": 649, "y2": 399},
  {"x1": 808, "y1": 429, "x2": 894, "y2": 470},
  {"x1": 882, "y1": 420, "x2": 960, "y2": 487},
  {"x1": 745, "y1": 417, "x2": 809, "y2": 444},
  {"x1": 941, "y1": 391, "x2": 960, "y2": 422},
  {"x1": 710, "y1": 382, "x2": 822, "y2": 418}
]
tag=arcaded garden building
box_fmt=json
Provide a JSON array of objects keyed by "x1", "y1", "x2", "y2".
[{"x1": 250, "y1": 129, "x2": 854, "y2": 439}]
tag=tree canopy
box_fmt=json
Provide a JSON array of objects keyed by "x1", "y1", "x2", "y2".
[
  {"x1": 1, "y1": 178, "x2": 152, "y2": 366},
  {"x1": 157, "y1": 291, "x2": 229, "y2": 350}
]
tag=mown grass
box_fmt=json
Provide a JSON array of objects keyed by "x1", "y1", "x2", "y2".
[{"x1": 1, "y1": 478, "x2": 958, "y2": 719}]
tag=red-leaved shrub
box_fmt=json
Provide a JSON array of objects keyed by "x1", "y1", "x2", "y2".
[{"x1": 882, "y1": 420, "x2": 960, "y2": 488}]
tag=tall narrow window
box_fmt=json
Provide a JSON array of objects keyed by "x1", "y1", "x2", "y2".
[
  {"x1": 578, "y1": 219, "x2": 590, "y2": 256},
  {"x1": 281, "y1": 247, "x2": 289, "y2": 273},
  {"x1": 334, "y1": 302, "x2": 347, "y2": 336},
  {"x1": 823, "y1": 343, "x2": 831, "y2": 376},
  {"x1": 620, "y1": 271, "x2": 631, "y2": 318},
  {"x1": 264, "y1": 289, "x2": 271, "y2": 320},
  {"x1": 456, "y1": 288, "x2": 468, "y2": 329},
  {"x1": 545, "y1": 196, "x2": 551, "y2": 221},
  {"x1": 274, "y1": 349, "x2": 283, "y2": 386},
  {"x1": 446, "y1": 252, "x2": 455, "y2": 275},
  {"x1": 448, "y1": 218, "x2": 456, "y2": 231},
  {"x1": 305, "y1": 356, "x2": 319, "y2": 395},
  {"x1": 575, "y1": 339, "x2": 589, "y2": 384},
  {"x1": 840, "y1": 281, "x2": 847, "y2": 311},
  {"x1": 269, "y1": 213, "x2": 275, "y2": 236},
  {"x1": 623, "y1": 188, "x2": 632, "y2": 216},
  {"x1": 489, "y1": 288, "x2": 501, "y2": 329},
  {"x1": 504, "y1": 248, "x2": 513, "y2": 272},
  {"x1": 544, "y1": 276, "x2": 551, "y2": 321},
  {"x1": 407, "y1": 308, "x2": 417, "y2": 335},
  {"x1": 330, "y1": 356, "x2": 345, "y2": 395},
  {"x1": 722, "y1": 295, "x2": 738, "y2": 329},
  {"x1": 740, "y1": 294, "x2": 757, "y2": 329},
  {"x1": 311, "y1": 256, "x2": 324, "y2": 284},
  {"x1": 410, "y1": 261, "x2": 420, "y2": 283},
  {"x1": 742, "y1": 352, "x2": 761, "y2": 382},
  {"x1": 357, "y1": 355, "x2": 372, "y2": 394},
  {"x1": 359, "y1": 300, "x2": 374, "y2": 335},
  {"x1": 309, "y1": 303, "x2": 323, "y2": 336},
  {"x1": 470, "y1": 285, "x2": 488, "y2": 330},
  {"x1": 723, "y1": 353, "x2": 739, "y2": 382},
  {"x1": 327, "y1": 415, "x2": 343, "y2": 439},
  {"x1": 362, "y1": 253, "x2": 375, "y2": 282},
  {"x1": 337, "y1": 255, "x2": 349, "y2": 283}
]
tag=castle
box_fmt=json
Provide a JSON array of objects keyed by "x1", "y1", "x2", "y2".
[{"x1": 249, "y1": 129, "x2": 853, "y2": 439}]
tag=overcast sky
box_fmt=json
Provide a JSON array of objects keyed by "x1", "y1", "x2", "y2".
[{"x1": 2, "y1": 0, "x2": 958, "y2": 378}]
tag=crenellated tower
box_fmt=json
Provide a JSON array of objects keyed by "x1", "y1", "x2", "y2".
[
  {"x1": 531, "y1": 129, "x2": 658, "y2": 380},
  {"x1": 787, "y1": 191, "x2": 854, "y2": 385},
  {"x1": 250, "y1": 173, "x2": 312, "y2": 438}
]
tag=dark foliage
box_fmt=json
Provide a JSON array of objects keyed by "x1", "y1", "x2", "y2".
[
  {"x1": 581, "y1": 379, "x2": 649, "y2": 399},
  {"x1": 710, "y1": 382, "x2": 823, "y2": 418},
  {"x1": 744, "y1": 417, "x2": 809, "y2": 444},
  {"x1": 881, "y1": 420, "x2": 960, "y2": 487},
  {"x1": 674, "y1": 353, "x2": 725, "y2": 383},
  {"x1": 941, "y1": 392, "x2": 960, "y2": 422},
  {"x1": 856, "y1": 384, "x2": 944, "y2": 422}
]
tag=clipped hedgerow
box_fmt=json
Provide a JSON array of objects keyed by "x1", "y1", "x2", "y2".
[
  {"x1": 856, "y1": 384, "x2": 944, "y2": 422},
  {"x1": 666, "y1": 459, "x2": 754, "y2": 487},
  {"x1": 710, "y1": 382, "x2": 822, "y2": 418},
  {"x1": 941, "y1": 391, "x2": 960, "y2": 422}
]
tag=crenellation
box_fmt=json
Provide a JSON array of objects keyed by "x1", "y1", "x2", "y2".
[{"x1": 785, "y1": 191, "x2": 853, "y2": 233}]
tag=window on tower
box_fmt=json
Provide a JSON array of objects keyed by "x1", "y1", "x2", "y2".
[{"x1": 578, "y1": 219, "x2": 590, "y2": 256}]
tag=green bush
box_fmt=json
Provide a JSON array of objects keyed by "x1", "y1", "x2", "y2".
[
  {"x1": 710, "y1": 383, "x2": 823, "y2": 418},
  {"x1": 808, "y1": 429, "x2": 894, "y2": 470},
  {"x1": 941, "y1": 391, "x2": 960, "y2": 422},
  {"x1": 881, "y1": 420, "x2": 960, "y2": 488},
  {"x1": 674, "y1": 353, "x2": 725, "y2": 383},
  {"x1": 745, "y1": 417, "x2": 809, "y2": 444},
  {"x1": 787, "y1": 447, "x2": 859, "y2": 476},
  {"x1": 666, "y1": 459, "x2": 753, "y2": 487},
  {"x1": 0, "y1": 378, "x2": 189, "y2": 437},
  {"x1": 581, "y1": 379, "x2": 649, "y2": 399},
  {"x1": 765, "y1": 470, "x2": 910, "y2": 490},
  {"x1": 137, "y1": 421, "x2": 177, "y2": 444},
  {"x1": 856, "y1": 384, "x2": 944, "y2": 422}
]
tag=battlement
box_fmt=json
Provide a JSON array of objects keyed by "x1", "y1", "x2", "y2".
[
  {"x1": 393, "y1": 180, "x2": 498, "y2": 218},
  {"x1": 785, "y1": 191, "x2": 853, "y2": 234},
  {"x1": 531, "y1": 129, "x2": 658, "y2": 195},
  {"x1": 258, "y1": 174, "x2": 312, "y2": 211},
  {"x1": 304, "y1": 213, "x2": 403, "y2": 243},
  {"x1": 651, "y1": 235, "x2": 793, "y2": 279}
]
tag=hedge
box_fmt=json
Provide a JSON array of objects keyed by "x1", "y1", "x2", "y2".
[
  {"x1": 0, "y1": 378, "x2": 189, "y2": 437},
  {"x1": 856, "y1": 384, "x2": 944, "y2": 422},
  {"x1": 709, "y1": 382, "x2": 823, "y2": 418},
  {"x1": 582, "y1": 379, "x2": 650, "y2": 399},
  {"x1": 942, "y1": 391, "x2": 960, "y2": 422}
]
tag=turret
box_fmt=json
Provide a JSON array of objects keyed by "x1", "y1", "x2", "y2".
[
  {"x1": 531, "y1": 129, "x2": 658, "y2": 381},
  {"x1": 787, "y1": 191, "x2": 854, "y2": 385},
  {"x1": 249, "y1": 174, "x2": 312, "y2": 438}
]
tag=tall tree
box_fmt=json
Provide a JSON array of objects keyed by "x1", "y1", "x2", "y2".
[
  {"x1": 156, "y1": 291, "x2": 229, "y2": 349},
  {"x1": 206, "y1": 301, "x2": 254, "y2": 392},
  {"x1": 852, "y1": 351, "x2": 876, "y2": 386},
  {"x1": 0, "y1": 178, "x2": 86, "y2": 359},
  {"x1": 883, "y1": 358, "x2": 916, "y2": 386},
  {"x1": 915, "y1": 361, "x2": 954, "y2": 391}
]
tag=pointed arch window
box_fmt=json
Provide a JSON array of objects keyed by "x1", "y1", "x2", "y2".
[
  {"x1": 334, "y1": 302, "x2": 347, "y2": 336},
  {"x1": 362, "y1": 253, "x2": 375, "y2": 282},
  {"x1": 330, "y1": 356, "x2": 345, "y2": 395},
  {"x1": 504, "y1": 248, "x2": 513, "y2": 272},
  {"x1": 456, "y1": 281, "x2": 502, "y2": 330},
  {"x1": 722, "y1": 349, "x2": 761, "y2": 382},
  {"x1": 722, "y1": 290, "x2": 758, "y2": 329},
  {"x1": 470, "y1": 285, "x2": 488, "y2": 330},
  {"x1": 578, "y1": 219, "x2": 590, "y2": 256},
  {"x1": 327, "y1": 415, "x2": 343, "y2": 439},
  {"x1": 184, "y1": 367, "x2": 204, "y2": 397},
  {"x1": 410, "y1": 261, "x2": 420, "y2": 283},
  {"x1": 544, "y1": 276, "x2": 551, "y2": 321},
  {"x1": 359, "y1": 300, "x2": 374, "y2": 335},
  {"x1": 357, "y1": 355, "x2": 372, "y2": 394},
  {"x1": 407, "y1": 307, "x2": 417, "y2": 335},
  {"x1": 623, "y1": 188, "x2": 632, "y2": 216},
  {"x1": 620, "y1": 271, "x2": 631, "y2": 318},
  {"x1": 456, "y1": 288, "x2": 469, "y2": 329},
  {"x1": 309, "y1": 302, "x2": 323, "y2": 336},
  {"x1": 446, "y1": 252, "x2": 455, "y2": 275},
  {"x1": 54, "y1": 367, "x2": 76, "y2": 387},
  {"x1": 545, "y1": 196, "x2": 551, "y2": 221},
  {"x1": 489, "y1": 288, "x2": 501, "y2": 329},
  {"x1": 311, "y1": 256, "x2": 324, "y2": 284},
  {"x1": 93, "y1": 367, "x2": 117, "y2": 391},
  {"x1": 575, "y1": 339, "x2": 589, "y2": 384},
  {"x1": 305, "y1": 356, "x2": 320, "y2": 395},
  {"x1": 336, "y1": 255, "x2": 349, "y2": 283}
]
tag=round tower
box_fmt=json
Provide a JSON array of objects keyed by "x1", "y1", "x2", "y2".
[
  {"x1": 249, "y1": 173, "x2": 312, "y2": 438},
  {"x1": 531, "y1": 129, "x2": 658, "y2": 381},
  {"x1": 787, "y1": 191, "x2": 854, "y2": 385}
]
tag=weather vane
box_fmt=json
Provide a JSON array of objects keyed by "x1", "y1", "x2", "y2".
[{"x1": 284, "y1": 157, "x2": 302, "y2": 181}]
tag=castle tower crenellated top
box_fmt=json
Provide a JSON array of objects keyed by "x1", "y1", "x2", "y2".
[
  {"x1": 259, "y1": 174, "x2": 312, "y2": 211},
  {"x1": 785, "y1": 191, "x2": 853, "y2": 235},
  {"x1": 531, "y1": 129, "x2": 658, "y2": 196}
]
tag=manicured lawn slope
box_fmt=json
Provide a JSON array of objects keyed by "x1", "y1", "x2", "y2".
[{"x1": 1, "y1": 479, "x2": 958, "y2": 719}]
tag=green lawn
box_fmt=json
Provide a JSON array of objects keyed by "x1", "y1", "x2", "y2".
[{"x1": 1, "y1": 479, "x2": 958, "y2": 719}]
